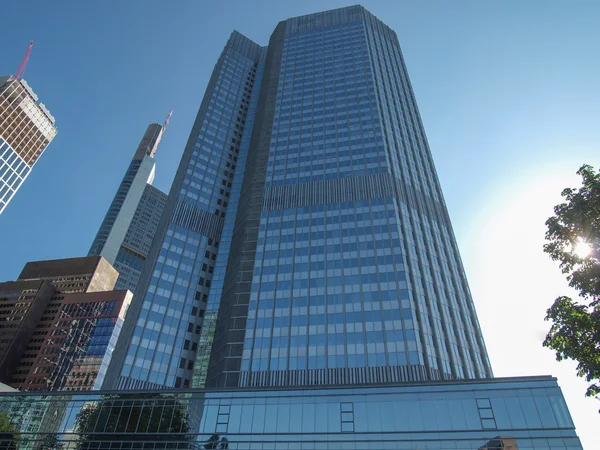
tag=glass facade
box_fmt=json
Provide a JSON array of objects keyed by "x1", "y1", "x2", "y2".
[
  {"x1": 104, "y1": 6, "x2": 492, "y2": 390},
  {"x1": 246, "y1": 18, "x2": 399, "y2": 375},
  {"x1": 88, "y1": 158, "x2": 144, "y2": 257},
  {"x1": 0, "y1": 376, "x2": 582, "y2": 449},
  {"x1": 0, "y1": 138, "x2": 31, "y2": 213},
  {"x1": 113, "y1": 184, "x2": 167, "y2": 292},
  {"x1": 104, "y1": 33, "x2": 266, "y2": 390},
  {"x1": 193, "y1": 48, "x2": 266, "y2": 388},
  {"x1": 248, "y1": 200, "x2": 414, "y2": 373},
  {"x1": 206, "y1": 7, "x2": 491, "y2": 388}
]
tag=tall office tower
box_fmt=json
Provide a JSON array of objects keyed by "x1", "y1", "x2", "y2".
[
  {"x1": 0, "y1": 256, "x2": 131, "y2": 391},
  {"x1": 88, "y1": 121, "x2": 168, "y2": 293},
  {"x1": 0, "y1": 76, "x2": 57, "y2": 214},
  {"x1": 105, "y1": 6, "x2": 493, "y2": 391}
]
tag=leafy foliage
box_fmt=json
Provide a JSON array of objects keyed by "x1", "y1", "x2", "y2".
[
  {"x1": 0, "y1": 413, "x2": 16, "y2": 434},
  {"x1": 75, "y1": 393, "x2": 191, "y2": 450},
  {"x1": 35, "y1": 433, "x2": 64, "y2": 450},
  {"x1": 543, "y1": 164, "x2": 600, "y2": 403},
  {"x1": 0, "y1": 412, "x2": 18, "y2": 450},
  {"x1": 202, "y1": 434, "x2": 228, "y2": 449}
]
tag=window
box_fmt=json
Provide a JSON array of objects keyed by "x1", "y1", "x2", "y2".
[
  {"x1": 340, "y1": 402, "x2": 354, "y2": 432},
  {"x1": 476, "y1": 398, "x2": 497, "y2": 429}
]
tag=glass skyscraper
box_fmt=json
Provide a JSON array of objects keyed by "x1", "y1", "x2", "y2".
[
  {"x1": 89, "y1": 121, "x2": 168, "y2": 293},
  {"x1": 104, "y1": 5, "x2": 492, "y2": 391}
]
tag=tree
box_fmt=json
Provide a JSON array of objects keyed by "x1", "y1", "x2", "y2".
[
  {"x1": 543, "y1": 164, "x2": 600, "y2": 405},
  {"x1": 75, "y1": 393, "x2": 191, "y2": 450},
  {"x1": 202, "y1": 434, "x2": 219, "y2": 449},
  {"x1": 0, "y1": 412, "x2": 19, "y2": 450},
  {"x1": 35, "y1": 433, "x2": 64, "y2": 450}
]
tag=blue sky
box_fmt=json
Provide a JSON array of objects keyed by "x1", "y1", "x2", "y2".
[{"x1": 1, "y1": 0, "x2": 599, "y2": 446}]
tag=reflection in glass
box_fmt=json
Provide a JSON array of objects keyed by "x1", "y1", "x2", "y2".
[
  {"x1": 74, "y1": 393, "x2": 191, "y2": 449},
  {"x1": 0, "y1": 378, "x2": 582, "y2": 449}
]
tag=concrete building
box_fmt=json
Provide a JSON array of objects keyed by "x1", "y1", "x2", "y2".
[
  {"x1": 88, "y1": 122, "x2": 168, "y2": 293},
  {"x1": 0, "y1": 76, "x2": 57, "y2": 214},
  {"x1": 0, "y1": 256, "x2": 131, "y2": 391}
]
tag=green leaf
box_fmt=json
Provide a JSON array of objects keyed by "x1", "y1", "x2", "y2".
[{"x1": 544, "y1": 165, "x2": 600, "y2": 410}]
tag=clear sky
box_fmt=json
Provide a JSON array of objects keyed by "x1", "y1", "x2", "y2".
[{"x1": 1, "y1": 0, "x2": 599, "y2": 446}]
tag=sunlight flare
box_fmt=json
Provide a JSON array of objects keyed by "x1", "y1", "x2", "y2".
[{"x1": 573, "y1": 239, "x2": 592, "y2": 258}]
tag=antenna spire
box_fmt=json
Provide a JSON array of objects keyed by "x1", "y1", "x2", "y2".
[
  {"x1": 162, "y1": 110, "x2": 173, "y2": 132},
  {"x1": 14, "y1": 41, "x2": 34, "y2": 80}
]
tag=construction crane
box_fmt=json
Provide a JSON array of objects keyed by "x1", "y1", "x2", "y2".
[{"x1": 13, "y1": 40, "x2": 34, "y2": 80}]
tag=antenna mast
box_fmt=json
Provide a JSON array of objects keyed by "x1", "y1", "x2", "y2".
[
  {"x1": 162, "y1": 110, "x2": 173, "y2": 132},
  {"x1": 14, "y1": 41, "x2": 34, "y2": 80}
]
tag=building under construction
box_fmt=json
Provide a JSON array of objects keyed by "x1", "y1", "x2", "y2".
[
  {"x1": 0, "y1": 42, "x2": 57, "y2": 214},
  {"x1": 0, "y1": 256, "x2": 131, "y2": 391}
]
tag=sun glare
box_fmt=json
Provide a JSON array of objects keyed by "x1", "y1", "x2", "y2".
[{"x1": 573, "y1": 239, "x2": 592, "y2": 258}]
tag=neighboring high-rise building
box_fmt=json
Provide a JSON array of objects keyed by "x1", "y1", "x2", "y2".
[
  {"x1": 0, "y1": 75, "x2": 57, "y2": 214},
  {"x1": 0, "y1": 256, "x2": 131, "y2": 391},
  {"x1": 88, "y1": 120, "x2": 169, "y2": 293},
  {"x1": 105, "y1": 6, "x2": 495, "y2": 392},
  {"x1": 0, "y1": 279, "x2": 55, "y2": 382}
]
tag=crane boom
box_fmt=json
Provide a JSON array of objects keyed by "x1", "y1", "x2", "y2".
[{"x1": 14, "y1": 41, "x2": 34, "y2": 80}]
